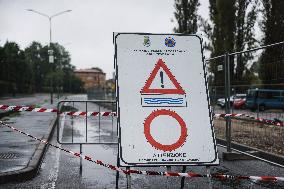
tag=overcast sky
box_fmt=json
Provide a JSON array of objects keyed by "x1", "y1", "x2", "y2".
[{"x1": 0, "y1": 0, "x2": 209, "y2": 79}]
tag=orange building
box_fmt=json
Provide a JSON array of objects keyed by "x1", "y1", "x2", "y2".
[{"x1": 74, "y1": 68, "x2": 106, "y2": 90}]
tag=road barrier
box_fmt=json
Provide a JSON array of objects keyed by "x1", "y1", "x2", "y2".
[{"x1": 0, "y1": 120, "x2": 283, "y2": 182}]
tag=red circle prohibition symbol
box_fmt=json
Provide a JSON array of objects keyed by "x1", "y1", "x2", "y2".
[{"x1": 144, "y1": 109, "x2": 187, "y2": 151}]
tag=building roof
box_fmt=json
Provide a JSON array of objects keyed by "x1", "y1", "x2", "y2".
[{"x1": 75, "y1": 68, "x2": 105, "y2": 74}]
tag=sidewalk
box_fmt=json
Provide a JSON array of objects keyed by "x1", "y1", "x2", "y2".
[{"x1": 0, "y1": 94, "x2": 62, "y2": 183}]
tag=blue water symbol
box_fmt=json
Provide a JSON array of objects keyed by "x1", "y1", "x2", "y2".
[{"x1": 144, "y1": 98, "x2": 183, "y2": 105}]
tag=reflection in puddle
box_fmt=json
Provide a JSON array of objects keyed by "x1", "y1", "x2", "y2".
[{"x1": 60, "y1": 113, "x2": 117, "y2": 143}]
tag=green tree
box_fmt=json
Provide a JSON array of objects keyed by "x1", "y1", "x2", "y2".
[
  {"x1": 25, "y1": 42, "x2": 44, "y2": 92},
  {"x1": 235, "y1": 0, "x2": 258, "y2": 83},
  {"x1": 207, "y1": 0, "x2": 236, "y2": 85},
  {"x1": 43, "y1": 43, "x2": 83, "y2": 94},
  {"x1": 1, "y1": 41, "x2": 33, "y2": 94},
  {"x1": 259, "y1": 0, "x2": 284, "y2": 84},
  {"x1": 0, "y1": 45, "x2": 9, "y2": 95},
  {"x1": 0, "y1": 40, "x2": 83, "y2": 96},
  {"x1": 173, "y1": 0, "x2": 200, "y2": 34},
  {"x1": 2, "y1": 42, "x2": 20, "y2": 90},
  {"x1": 206, "y1": 0, "x2": 258, "y2": 85}
]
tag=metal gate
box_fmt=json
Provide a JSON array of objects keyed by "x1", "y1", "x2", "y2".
[{"x1": 56, "y1": 100, "x2": 120, "y2": 187}]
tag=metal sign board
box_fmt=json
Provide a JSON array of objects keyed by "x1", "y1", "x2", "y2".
[{"x1": 115, "y1": 33, "x2": 218, "y2": 166}]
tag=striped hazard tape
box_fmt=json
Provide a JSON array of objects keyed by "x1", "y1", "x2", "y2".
[
  {"x1": 214, "y1": 113, "x2": 284, "y2": 127},
  {"x1": 0, "y1": 120, "x2": 283, "y2": 182},
  {"x1": 0, "y1": 105, "x2": 116, "y2": 117},
  {"x1": 0, "y1": 104, "x2": 283, "y2": 127}
]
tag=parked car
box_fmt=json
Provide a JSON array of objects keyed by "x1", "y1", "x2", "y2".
[
  {"x1": 246, "y1": 89, "x2": 284, "y2": 111},
  {"x1": 233, "y1": 98, "x2": 246, "y2": 109},
  {"x1": 217, "y1": 94, "x2": 246, "y2": 108}
]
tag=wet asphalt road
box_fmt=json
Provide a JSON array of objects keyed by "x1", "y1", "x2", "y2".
[
  {"x1": 0, "y1": 94, "x2": 56, "y2": 173},
  {"x1": 0, "y1": 94, "x2": 51, "y2": 107},
  {"x1": 1, "y1": 95, "x2": 284, "y2": 188}
]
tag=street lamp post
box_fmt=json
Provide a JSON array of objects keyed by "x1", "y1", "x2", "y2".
[{"x1": 27, "y1": 9, "x2": 72, "y2": 104}]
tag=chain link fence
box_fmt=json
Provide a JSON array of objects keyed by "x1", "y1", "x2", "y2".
[{"x1": 206, "y1": 41, "x2": 284, "y2": 157}]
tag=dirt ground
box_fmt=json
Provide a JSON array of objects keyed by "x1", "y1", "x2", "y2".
[{"x1": 214, "y1": 118, "x2": 284, "y2": 156}]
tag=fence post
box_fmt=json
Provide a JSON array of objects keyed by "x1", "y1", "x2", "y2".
[
  {"x1": 86, "y1": 101, "x2": 88, "y2": 143},
  {"x1": 232, "y1": 88, "x2": 235, "y2": 114},
  {"x1": 99, "y1": 105, "x2": 101, "y2": 142},
  {"x1": 80, "y1": 144, "x2": 82, "y2": 175},
  {"x1": 224, "y1": 53, "x2": 232, "y2": 152},
  {"x1": 206, "y1": 166, "x2": 212, "y2": 189},
  {"x1": 115, "y1": 155, "x2": 120, "y2": 189},
  {"x1": 180, "y1": 166, "x2": 186, "y2": 189},
  {"x1": 126, "y1": 167, "x2": 131, "y2": 189},
  {"x1": 166, "y1": 166, "x2": 171, "y2": 189}
]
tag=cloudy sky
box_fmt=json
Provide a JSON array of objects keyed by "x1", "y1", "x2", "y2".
[{"x1": 0, "y1": 0, "x2": 209, "y2": 79}]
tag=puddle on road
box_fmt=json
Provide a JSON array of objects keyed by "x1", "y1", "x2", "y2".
[{"x1": 59, "y1": 115, "x2": 118, "y2": 144}]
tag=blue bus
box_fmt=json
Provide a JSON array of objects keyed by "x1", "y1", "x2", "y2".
[{"x1": 246, "y1": 89, "x2": 284, "y2": 111}]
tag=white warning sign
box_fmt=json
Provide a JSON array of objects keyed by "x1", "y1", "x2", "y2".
[{"x1": 115, "y1": 33, "x2": 218, "y2": 166}]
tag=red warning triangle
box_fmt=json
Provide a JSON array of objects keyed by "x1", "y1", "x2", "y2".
[{"x1": 141, "y1": 59, "x2": 186, "y2": 94}]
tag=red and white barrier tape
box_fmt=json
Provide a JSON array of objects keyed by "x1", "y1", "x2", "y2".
[
  {"x1": 0, "y1": 121, "x2": 283, "y2": 182},
  {"x1": 1, "y1": 104, "x2": 283, "y2": 127},
  {"x1": 0, "y1": 105, "x2": 116, "y2": 117},
  {"x1": 214, "y1": 113, "x2": 284, "y2": 127}
]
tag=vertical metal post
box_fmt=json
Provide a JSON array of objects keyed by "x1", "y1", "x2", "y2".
[
  {"x1": 224, "y1": 54, "x2": 228, "y2": 113},
  {"x1": 126, "y1": 167, "x2": 131, "y2": 189},
  {"x1": 166, "y1": 166, "x2": 172, "y2": 173},
  {"x1": 166, "y1": 166, "x2": 171, "y2": 189},
  {"x1": 180, "y1": 166, "x2": 186, "y2": 189},
  {"x1": 214, "y1": 86, "x2": 217, "y2": 104},
  {"x1": 115, "y1": 155, "x2": 120, "y2": 189},
  {"x1": 57, "y1": 87, "x2": 60, "y2": 100},
  {"x1": 57, "y1": 101, "x2": 60, "y2": 143},
  {"x1": 227, "y1": 54, "x2": 232, "y2": 152},
  {"x1": 86, "y1": 101, "x2": 88, "y2": 143},
  {"x1": 209, "y1": 86, "x2": 213, "y2": 109},
  {"x1": 72, "y1": 102, "x2": 74, "y2": 143},
  {"x1": 99, "y1": 105, "x2": 101, "y2": 142},
  {"x1": 257, "y1": 103, "x2": 260, "y2": 119},
  {"x1": 232, "y1": 88, "x2": 235, "y2": 114},
  {"x1": 80, "y1": 144, "x2": 82, "y2": 175},
  {"x1": 212, "y1": 87, "x2": 216, "y2": 113},
  {"x1": 111, "y1": 113, "x2": 114, "y2": 139},
  {"x1": 50, "y1": 69, "x2": 53, "y2": 104},
  {"x1": 49, "y1": 18, "x2": 53, "y2": 105},
  {"x1": 49, "y1": 18, "x2": 52, "y2": 45},
  {"x1": 71, "y1": 116, "x2": 74, "y2": 143},
  {"x1": 225, "y1": 53, "x2": 232, "y2": 152},
  {"x1": 206, "y1": 166, "x2": 212, "y2": 189}
]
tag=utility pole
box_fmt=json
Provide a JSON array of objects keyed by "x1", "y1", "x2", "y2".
[{"x1": 27, "y1": 9, "x2": 72, "y2": 104}]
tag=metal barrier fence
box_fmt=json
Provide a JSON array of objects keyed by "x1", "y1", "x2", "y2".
[
  {"x1": 57, "y1": 100, "x2": 117, "y2": 145},
  {"x1": 215, "y1": 118, "x2": 284, "y2": 156},
  {"x1": 56, "y1": 100, "x2": 119, "y2": 184},
  {"x1": 206, "y1": 41, "x2": 284, "y2": 158}
]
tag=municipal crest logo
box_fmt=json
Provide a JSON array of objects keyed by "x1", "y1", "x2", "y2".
[
  {"x1": 143, "y1": 36, "x2": 151, "y2": 47},
  {"x1": 165, "y1": 37, "x2": 176, "y2": 47}
]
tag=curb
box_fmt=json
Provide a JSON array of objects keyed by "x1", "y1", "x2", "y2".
[
  {"x1": 0, "y1": 111, "x2": 17, "y2": 119},
  {"x1": 0, "y1": 116, "x2": 57, "y2": 183},
  {"x1": 217, "y1": 138, "x2": 284, "y2": 166}
]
